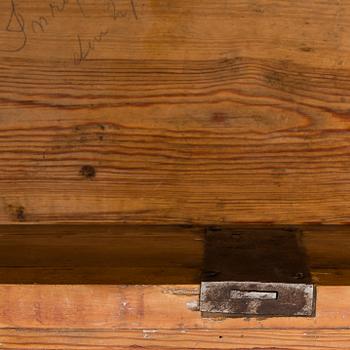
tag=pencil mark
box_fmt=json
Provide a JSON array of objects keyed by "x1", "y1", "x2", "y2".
[
  {"x1": 0, "y1": 0, "x2": 139, "y2": 59},
  {"x1": 32, "y1": 16, "x2": 48, "y2": 33},
  {"x1": 49, "y1": 0, "x2": 86, "y2": 18},
  {"x1": 0, "y1": 0, "x2": 27, "y2": 52},
  {"x1": 130, "y1": 0, "x2": 138, "y2": 20},
  {"x1": 73, "y1": 29, "x2": 110, "y2": 65},
  {"x1": 106, "y1": 0, "x2": 128, "y2": 20},
  {"x1": 49, "y1": 0, "x2": 68, "y2": 17},
  {"x1": 75, "y1": 0, "x2": 88, "y2": 17}
]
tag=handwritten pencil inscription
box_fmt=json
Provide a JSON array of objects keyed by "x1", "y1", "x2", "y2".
[
  {"x1": 2, "y1": 0, "x2": 27, "y2": 52},
  {"x1": 73, "y1": 30, "x2": 110, "y2": 65},
  {"x1": 0, "y1": 0, "x2": 139, "y2": 63}
]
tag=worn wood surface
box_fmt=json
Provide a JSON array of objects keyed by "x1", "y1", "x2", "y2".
[
  {"x1": 2, "y1": 328, "x2": 350, "y2": 350},
  {"x1": 1, "y1": 0, "x2": 350, "y2": 224},
  {"x1": 2, "y1": 1, "x2": 350, "y2": 348},
  {"x1": 0, "y1": 284, "x2": 349, "y2": 329},
  {"x1": 1, "y1": 224, "x2": 349, "y2": 349},
  {"x1": 0, "y1": 284, "x2": 349, "y2": 349}
]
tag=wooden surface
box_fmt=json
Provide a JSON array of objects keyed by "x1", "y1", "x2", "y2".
[
  {"x1": 0, "y1": 224, "x2": 349, "y2": 285},
  {"x1": 1, "y1": 284, "x2": 349, "y2": 329},
  {"x1": 1, "y1": 0, "x2": 350, "y2": 224},
  {"x1": 2, "y1": 0, "x2": 350, "y2": 348},
  {"x1": 1, "y1": 284, "x2": 350, "y2": 349},
  {"x1": 3, "y1": 329, "x2": 350, "y2": 350},
  {"x1": 0, "y1": 224, "x2": 203, "y2": 284},
  {"x1": 0, "y1": 224, "x2": 347, "y2": 348}
]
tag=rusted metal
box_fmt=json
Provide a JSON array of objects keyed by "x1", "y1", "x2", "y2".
[
  {"x1": 203, "y1": 227, "x2": 312, "y2": 284},
  {"x1": 200, "y1": 227, "x2": 316, "y2": 317},
  {"x1": 200, "y1": 281, "x2": 315, "y2": 317}
]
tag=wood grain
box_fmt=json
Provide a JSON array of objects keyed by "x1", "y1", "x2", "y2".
[
  {"x1": 0, "y1": 284, "x2": 349, "y2": 330},
  {"x1": 0, "y1": 225, "x2": 349, "y2": 285},
  {"x1": 1, "y1": 0, "x2": 350, "y2": 223},
  {"x1": 1, "y1": 225, "x2": 350, "y2": 348},
  {"x1": 0, "y1": 224, "x2": 203, "y2": 284},
  {"x1": 2, "y1": 328, "x2": 350, "y2": 350},
  {"x1": 2, "y1": 2, "x2": 350, "y2": 347},
  {"x1": 1, "y1": 282, "x2": 350, "y2": 348}
]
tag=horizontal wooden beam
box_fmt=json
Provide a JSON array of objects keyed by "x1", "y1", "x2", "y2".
[
  {"x1": 0, "y1": 284, "x2": 349, "y2": 329},
  {"x1": 0, "y1": 225, "x2": 349, "y2": 285},
  {"x1": 3, "y1": 328, "x2": 350, "y2": 350}
]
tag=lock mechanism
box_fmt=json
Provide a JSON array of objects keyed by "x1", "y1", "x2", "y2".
[
  {"x1": 200, "y1": 227, "x2": 316, "y2": 317},
  {"x1": 200, "y1": 281, "x2": 315, "y2": 317}
]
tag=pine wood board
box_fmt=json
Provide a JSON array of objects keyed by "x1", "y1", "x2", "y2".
[
  {"x1": 1, "y1": 1, "x2": 350, "y2": 224},
  {"x1": 2, "y1": 328, "x2": 350, "y2": 350},
  {"x1": 0, "y1": 284, "x2": 349, "y2": 330}
]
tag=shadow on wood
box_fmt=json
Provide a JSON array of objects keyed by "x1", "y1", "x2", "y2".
[{"x1": 0, "y1": 225, "x2": 348, "y2": 285}]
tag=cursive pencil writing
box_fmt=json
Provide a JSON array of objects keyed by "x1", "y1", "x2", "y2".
[
  {"x1": 0, "y1": 0, "x2": 27, "y2": 52},
  {"x1": 73, "y1": 29, "x2": 109, "y2": 65},
  {"x1": 106, "y1": 0, "x2": 128, "y2": 20},
  {"x1": 130, "y1": 0, "x2": 138, "y2": 20},
  {"x1": 50, "y1": 0, "x2": 86, "y2": 18},
  {"x1": 1, "y1": 0, "x2": 139, "y2": 62},
  {"x1": 1, "y1": 0, "x2": 87, "y2": 52}
]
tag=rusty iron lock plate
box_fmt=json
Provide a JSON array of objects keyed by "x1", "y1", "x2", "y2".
[
  {"x1": 201, "y1": 227, "x2": 317, "y2": 317},
  {"x1": 200, "y1": 281, "x2": 316, "y2": 317}
]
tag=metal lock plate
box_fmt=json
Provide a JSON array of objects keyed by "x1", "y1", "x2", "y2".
[
  {"x1": 201, "y1": 227, "x2": 317, "y2": 317},
  {"x1": 200, "y1": 281, "x2": 316, "y2": 317}
]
